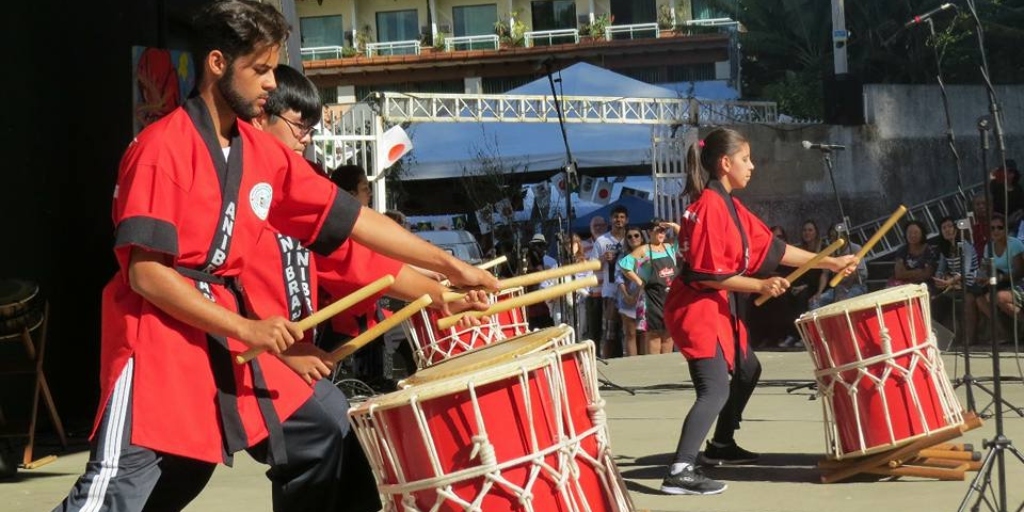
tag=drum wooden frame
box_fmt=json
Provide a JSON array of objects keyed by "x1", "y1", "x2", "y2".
[
  {"x1": 349, "y1": 328, "x2": 633, "y2": 512},
  {"x1": 795, "y1": 284, "x2": 964, "y2": 460},
  {"x1": 402, "y1": 287, "x2": 529, "y2": 369}
]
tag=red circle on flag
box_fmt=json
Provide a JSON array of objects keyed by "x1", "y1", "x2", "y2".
[
  {"x1": 598, "y1": 189, "x2": 610, "y2": 199},
  {"x1": 388, "y1": 143, "x2": 407, "y2": 162},
  {"x1": 557, "y1": 180, "x2": 566, "y2": 190}
]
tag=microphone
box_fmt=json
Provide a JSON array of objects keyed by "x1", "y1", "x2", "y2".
[
  {"x1": 903, "y1": 3, "x2": 956, "y2": 28},
  {"x1": 802, "y1": 141, "x2": 847, "y2": 151}
]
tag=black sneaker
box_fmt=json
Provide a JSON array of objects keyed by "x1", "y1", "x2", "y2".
[
  {"x1": 660, "y1": 466, "x2": 727, "y2": 495},
  {"x1": 699, "y1": 441, "x2": 759, "y2": 465}
]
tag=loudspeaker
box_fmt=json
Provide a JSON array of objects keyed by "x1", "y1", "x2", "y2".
[{"x1": 823, "y1": 74, "x2": 865, "y2": 126}]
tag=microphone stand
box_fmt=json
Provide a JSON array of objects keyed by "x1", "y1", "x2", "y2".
[
  {"x1": 542, "y1": 60, "x2": 631, "y2": 394},
  {"x1": 544, "y1": 60, "x2": 578, "y2": 332},
  {"x1": 957, "y1": 2, "x2": 1024, "y2": 510},
  {"x1": 815, "y1": 146, "x2": 858, "y2": 287}
]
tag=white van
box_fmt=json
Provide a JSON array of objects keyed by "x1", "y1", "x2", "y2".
[{"x1": 414, "y1": 230, "x2": 484, "y2": 265}]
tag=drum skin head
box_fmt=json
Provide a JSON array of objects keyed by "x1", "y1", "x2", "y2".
[
  {"x1": 401, "y1": 325, "x2": 571, "y2": 386},
  {"x1": 800, "y1": 283, "x2": 928, "y2": 321}
]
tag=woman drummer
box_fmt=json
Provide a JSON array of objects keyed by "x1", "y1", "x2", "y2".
[{"x1": 659, "y1": 128, "x2": 858, "y2": 495}]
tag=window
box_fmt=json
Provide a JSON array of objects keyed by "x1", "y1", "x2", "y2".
[
  {"x1": 300, "y1": 15, "x2": 344, "y2": 48},
  {"x1": 530, "y1": 0, "x2": 577, "y2": 31},
  {"x1": 376, "y1": 9, "x2": 420, "y2": 42},
  {"x1": 610, "y1": 0, "x2": 656, "y2": 25},
  {"x1": 691, "y1": 0, "x2": 729, "y2": 20},
  {"x1": 453, "y1": 4, "x2": 498, "y2": 37}
]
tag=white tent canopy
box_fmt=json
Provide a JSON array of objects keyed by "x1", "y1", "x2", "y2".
[{"x1": 404, "y1": 63, "x2": 732, "y2": 181}]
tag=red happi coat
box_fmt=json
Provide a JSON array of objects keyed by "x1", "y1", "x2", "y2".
[
  {"x1": 664, "y1": 180, "x2": 784, "y2": 369},
  {"x1": 99, "y1": 97, "x2": 360, "y2": 463},
  {"x1": 317, "y1": 241, "x2": 404, "y2": 338}
]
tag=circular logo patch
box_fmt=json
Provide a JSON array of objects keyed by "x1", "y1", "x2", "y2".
[{"x1": 249, "y1": 182, "x2": 273, "y2": 220}]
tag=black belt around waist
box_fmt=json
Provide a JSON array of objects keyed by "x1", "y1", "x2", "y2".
[{"x1": 175, "y1": 266, "x2": 287, "y2": 466}]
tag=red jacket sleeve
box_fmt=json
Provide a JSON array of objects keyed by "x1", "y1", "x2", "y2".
[{"x1": 316, "y1": 240, "x2": 405, "y2": 338}]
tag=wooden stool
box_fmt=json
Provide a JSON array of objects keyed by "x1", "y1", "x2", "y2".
[
  {"x1": 818, "y1": 412, "x2": 984, "y2": 483},
  {"x1": 0, "y1": 280, "x2": 67, "y2": 470}
]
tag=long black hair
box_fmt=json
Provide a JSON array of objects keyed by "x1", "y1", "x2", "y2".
[
  {"x1": 935, "y1": 216, "x2": 959, "y2": 258},
  {"x1": 683, "y1": 128, "x2": 749, "y2": 201}
]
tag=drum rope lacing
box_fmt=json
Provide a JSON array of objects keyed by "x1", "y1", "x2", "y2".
[
  {"x1": 406, "y1": 291, "x2": 530, "y2": 369},
  {"x1": 800, "y1": 293, "x2": 965, "y2": 459},
  {"x1": 352, "y1": 342, "x2": 630, "y2": 511}
]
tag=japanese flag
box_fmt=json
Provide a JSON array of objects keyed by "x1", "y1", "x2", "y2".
[
  {"x1": 591, "y1": 180, "x2": 613, "y2": 205},
  {"x1": 378, "y1": 124, "x2": 413, "y2": 169},
  {"x1": 551, "y1": 172, "x2": 567, "y2": 197}
]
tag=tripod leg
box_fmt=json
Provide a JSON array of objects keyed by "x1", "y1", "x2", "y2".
[
  {"x1": 957, "y1": 444, "x2": 998, "y2": 512},
  {"x1": 598, "y1": 370, "x2": 635, "y2": 395}
]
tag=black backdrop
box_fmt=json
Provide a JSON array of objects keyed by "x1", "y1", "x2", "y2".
[{"x1": 4, "y1": 0, "x2": 214, "y2": 432}]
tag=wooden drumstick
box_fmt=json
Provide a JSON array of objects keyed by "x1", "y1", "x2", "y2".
[
  {"x1": 754, "y1": 239, "x2": 845, "y2": 307},
  {"x1": 437, "y1": 276, "x2": 598, "y2": 330},
  {"x1": 235, "y1": 275, "x2": 395, "y2": 364},
  {"x1": 328, "y1": 294, "x2": 433, "y2": 363},
  {"x1": 828, "y1": 205, "x2": 908, "y2": 288},
  {"x1": 476, "y1": 255, "x2": 508, "y2": 271},
  {"x1": 445, "y1": 260, "x2": 601, "y2": 301}
]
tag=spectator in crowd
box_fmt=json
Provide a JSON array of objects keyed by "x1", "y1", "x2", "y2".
[
  {"x1": 615, "y1": 226, "x2": 648, "y2": 356},
  {"x1": 621, "y1": 219, "x2": 680, "y2": 355},
  {"x1": 561, "y1": 232, "x2": 594, "y2": 334},
  {"x1": 889, "y1": 220, "x2": 938, "y2": 288},
  {"x1": 779, "y1": 220, "x2": 824, "y2": 348},
  {"x1": 971, "y1": 194, "x2": 991, "y2": 258},
  {"x1": 976, "y1": 213, "x2": 1024, "y2": 342},
  {"x1": 583, "y1": 216, "x2": 607, "y2": 342},
  {"x1": 932, "y1": 216, "x2": 979, "y2": 342},
  {"x1": 808, "y1": 223, "x2": 868, "y2": 310},
  {"x1": 989, "y1": 159, "x2": 1024, "y2": 230},
  {"x1": 525, "y1": 233, "x2": 557, "y2": 328},
  {"x1": 593, "y1": 206, "x2": 629, "y2": 358}
]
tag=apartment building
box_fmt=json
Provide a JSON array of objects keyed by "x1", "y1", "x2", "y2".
[{"x1": 294, "y1": 0, "x2": 740, "y2": 104}]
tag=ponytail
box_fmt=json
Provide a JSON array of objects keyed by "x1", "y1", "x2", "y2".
[{"x1": 683, "y1": 142, "x2": 708, "y2": 202}]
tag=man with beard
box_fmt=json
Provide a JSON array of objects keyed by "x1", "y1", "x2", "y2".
[{"x1": 53, "y1": 2, "x2": 498, "y2": 511}]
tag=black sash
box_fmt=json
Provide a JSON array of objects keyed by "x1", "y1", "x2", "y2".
[{"x1": 177, "y1": 267, "x2": 288, "y2": 467}]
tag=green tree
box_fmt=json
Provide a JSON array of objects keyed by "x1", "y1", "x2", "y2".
[{"x1": 711, "y1": 0, "x2": 1024, "y2": 117}]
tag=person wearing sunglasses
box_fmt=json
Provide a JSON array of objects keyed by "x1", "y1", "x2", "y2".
[
  {"x1": 615, "y1": 227, "x2": 648, "y2": 356},
  {"x1": 976, "y1": 213, "x2": 1024, "y2": 341},
  {"x1": 620, "y1": 218, "x2": 681, "y2": 355}
]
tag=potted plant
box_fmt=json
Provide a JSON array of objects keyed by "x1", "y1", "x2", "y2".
[
  {"x1": 658, "y1": 4, "x2": 677, "y2": 36},
  {"x1": 587, "y1": 13, "x2": 612, "y2": 41},
  {"x1": 494, "y1": 11, "x2": 526, "y2": 48}
]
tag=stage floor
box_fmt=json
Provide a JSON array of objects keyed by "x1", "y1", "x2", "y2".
[{"x1": 5, "y1": 346, "x2": 1024, "y2": 512}]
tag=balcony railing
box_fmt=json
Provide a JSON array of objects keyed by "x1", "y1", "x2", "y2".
[
  {"x1": 605, "y1": 23, "x2": 659, "y2": 41},
  {"x1": 524, "y1": 28, "x2": 580, "y2": 47},
  {"x1": 445, "y1": 34, "x2": 500, "y2": 52},
  {"x1": 365, "y1": 40, "x2": 421, "y2": 57},
  {"x1": 301, "y1": 46, "x2": 346, "y2": 61}
]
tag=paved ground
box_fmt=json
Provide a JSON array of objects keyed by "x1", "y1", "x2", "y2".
[{"x1": 3, "y1": 345, "x2": 1024, "y2": 512}]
